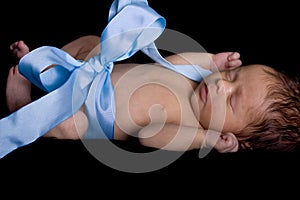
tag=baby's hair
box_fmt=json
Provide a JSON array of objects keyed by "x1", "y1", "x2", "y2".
[{"x1": 236, "y1": 66, "x2": 300, "y2": 152}]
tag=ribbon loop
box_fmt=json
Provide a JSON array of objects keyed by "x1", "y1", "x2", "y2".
[
  {"x1": 19, "y1": 46, "x2": 83, "y2": 92},
  {"x1": 100, "y1": 4, "x2": 165, "y2": 65}
]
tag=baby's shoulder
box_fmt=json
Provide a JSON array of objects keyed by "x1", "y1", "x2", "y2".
[{"x1": 113, "y1": 63, "x2": 196, "y2": 91}]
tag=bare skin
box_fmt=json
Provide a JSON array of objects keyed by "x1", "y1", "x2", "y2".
[
  {"x1": 6, "y1": 35, "x2": 243, "y2": 152},
  {"x1": 6, "y1": 40, "x2": 31, "y2": 113}
]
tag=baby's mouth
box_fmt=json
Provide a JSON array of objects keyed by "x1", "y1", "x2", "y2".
[{"x1": 200, "y1": 82, "x2": 208, "y2": 104}]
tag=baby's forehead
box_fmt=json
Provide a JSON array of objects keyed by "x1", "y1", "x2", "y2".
[
  {"x1": 239, "y1": 64, "x2": 277, "y2": 80},
  {"x1": 241, "y1": 64, "x2": 275, "y2": 73},
  {"x1": 236, "y1": 65, "x2": 276, "y2": 109}
]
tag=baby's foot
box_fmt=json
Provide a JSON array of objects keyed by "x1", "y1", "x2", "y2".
[
  {"x1": 211, "y1": 52, "x2": 242, "y2": 71},
  {"x1": 6, "y1": 65, "x2": 32, "y2": 113},
  {"x1": 10, "y1": 40, "x2": 30, "y2": 60}
]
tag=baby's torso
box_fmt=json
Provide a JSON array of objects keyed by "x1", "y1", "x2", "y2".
[{"x1": 110, "y1": 63, "x2": 200, "y2": 139}]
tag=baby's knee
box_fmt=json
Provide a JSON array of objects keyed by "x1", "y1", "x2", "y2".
[
  {"x1": 76, "y1": 35, "x2": 101, "y2": 61},
  {"x1": 80, "y1": 35, "x2": 100, "y2": 43},
  {"x1": 45, "y1": 110, "x2": 88, "y2": 140},
  {"x1": 76, "y1": 35, "x2": 100, "y2": 50},
  {"x1": 63, "y1": 110, "x2": 89, "y2": 139}
]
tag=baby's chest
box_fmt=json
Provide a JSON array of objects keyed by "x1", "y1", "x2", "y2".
[{"x1": 116, "y1": 83, "x2": 197, "y2": 126}]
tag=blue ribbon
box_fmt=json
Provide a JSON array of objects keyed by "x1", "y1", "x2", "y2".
[{"x1": 0, "y1": 0, "x2": 211, "y2": 159}]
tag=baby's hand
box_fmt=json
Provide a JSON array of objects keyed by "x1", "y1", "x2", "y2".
[
  {"x1": 201, "y1": 129, "x2": 239, "y2": 154},
  {"x1": 211, "y1": 52, "x2": 242, "y2": 72}
]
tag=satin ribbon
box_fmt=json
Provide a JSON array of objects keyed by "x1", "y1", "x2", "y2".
[{"x1": 0, "y1": 0, "x2": 211, "y2": 159}]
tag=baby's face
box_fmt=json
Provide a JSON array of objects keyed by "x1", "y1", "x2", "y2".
[{"x1": 191, "y1": 64, "x2": 274, "y2": 133}]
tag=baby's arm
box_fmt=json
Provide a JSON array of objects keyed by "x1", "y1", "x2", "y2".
[
  {"x1": 164, "y1": 52, "x2": 242, "y2": 72},
  {"x1": 138, "y1": 123, "x2": 239, "y2": 153},
  {"x1": 138, "y1": 123, "x2": 207, "y2": 151}
]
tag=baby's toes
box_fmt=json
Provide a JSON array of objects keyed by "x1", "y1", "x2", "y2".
[
  {"x1": 9, "y1": 41, "x2": 19, "y2": 51},
  {"x1": 10, "y1": 40, "x2": 29, "y2": 60}
]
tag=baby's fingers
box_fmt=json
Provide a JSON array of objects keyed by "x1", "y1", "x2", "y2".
[
  {"x1": 227, "y1": 52, "x2": 240, "y2": 61},
  {"x1": 227, "y1": 59, "x2": 242, "y2": 68}
]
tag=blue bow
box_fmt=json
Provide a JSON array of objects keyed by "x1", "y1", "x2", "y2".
[{"x1": 0, "y1": 0, "x2": 211, "y2": 159}]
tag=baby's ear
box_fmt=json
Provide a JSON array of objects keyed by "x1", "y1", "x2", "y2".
[{"x1": 215, "y1": 132, "x2": 239, "y2": 153}]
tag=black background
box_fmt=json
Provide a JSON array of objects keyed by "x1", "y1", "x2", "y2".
[{"x1": 0, "y1": 0, "x2": 299, "y2": 194}]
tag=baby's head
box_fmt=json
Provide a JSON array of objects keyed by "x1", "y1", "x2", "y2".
[{"x1": 194, "y1": 64, "x2": 300, "y2": 152}]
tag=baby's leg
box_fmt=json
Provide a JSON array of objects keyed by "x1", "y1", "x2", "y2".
[
  {"x1": 61, "y1": 35, "x2": 101, "y2": 61},
  {"x1": 6, "y1": 66, "x2": 32, "y2": 113},
  {"x1": 6, "y1": 41, "x2": 31, "y2": 112},
  {"x1": 44, "y1": 107, "x2": 88, "y2": 140},
  {"x1": 6, "y1": 40, "x2": 89, "y2": 139}
]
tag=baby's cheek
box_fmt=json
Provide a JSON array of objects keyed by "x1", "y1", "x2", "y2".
[
  {"x1": 200, "y1": 105, "x2": 231, "y2": 132},
  {"x1": 221, "y1": 115, "x2": 245, "y2": 134},
  {"x1": 199, "y1": 110, "x2": 211, "y2": 129}
]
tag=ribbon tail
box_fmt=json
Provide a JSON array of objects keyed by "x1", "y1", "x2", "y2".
[
  {"x1": 0, "y1": 69, "x2": 89, "y2": 159},
  {"x1": 84, "y1": 71, "x2": 115, "y2": 139},
  {"x1": 142, "y1": 43, "x2": 212, "y2": 82},
  {"x1": 95, "y1": 73, "x2": 115, "y2": 139}
]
